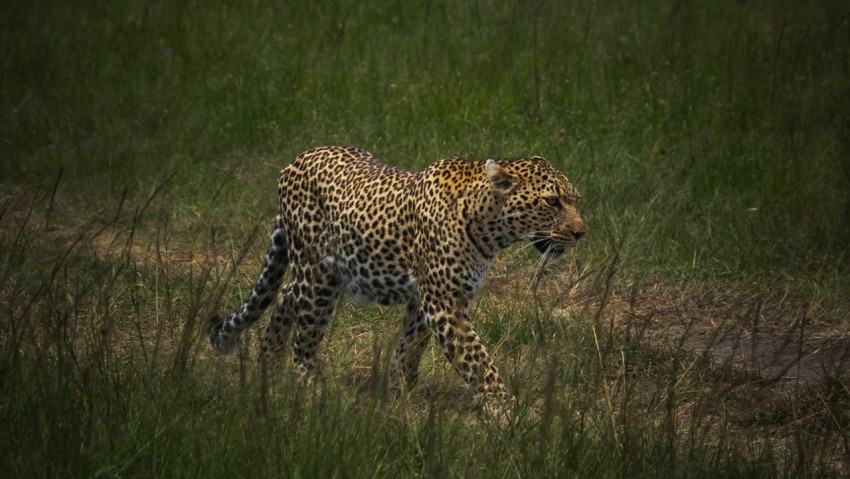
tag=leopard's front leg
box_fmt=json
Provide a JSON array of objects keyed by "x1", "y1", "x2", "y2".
[{"x1": 422, "y1": 295, "x2": 514, "y2": 409}]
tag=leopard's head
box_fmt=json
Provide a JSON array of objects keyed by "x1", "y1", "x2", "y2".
[{"x1": 486, "y1": 157, "x2": 586, "y2": 258}]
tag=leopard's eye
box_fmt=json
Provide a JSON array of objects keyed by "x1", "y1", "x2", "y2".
[{"x1": 544, "y1": 196, "x2": 562, "y2": 209}]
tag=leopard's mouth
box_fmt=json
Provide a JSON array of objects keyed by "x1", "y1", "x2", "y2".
[{"x1": 530, "y1": 235, "x2": 567, "y2": 258}]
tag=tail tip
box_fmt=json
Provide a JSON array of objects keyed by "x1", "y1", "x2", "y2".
[{"x1": 208, "y1": 313, "x2": 226, "y2": 352}]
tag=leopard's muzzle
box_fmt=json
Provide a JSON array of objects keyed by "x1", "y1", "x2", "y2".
[{"x1": 531, "y1": 228, "x2": 585, "y2": 258}]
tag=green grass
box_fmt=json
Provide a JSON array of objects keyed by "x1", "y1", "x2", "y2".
[{"x1": 2, "y1": 0, "x2": 850, "y2": 477}]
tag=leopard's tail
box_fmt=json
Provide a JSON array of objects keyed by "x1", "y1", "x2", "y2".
[{"x1": 209, "y1": 215, "x2": 289, "y2": 354}]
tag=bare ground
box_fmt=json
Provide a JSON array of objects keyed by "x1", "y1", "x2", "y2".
[{"x1": 487, "y1": 254, "x2": 850, "y2": 384}]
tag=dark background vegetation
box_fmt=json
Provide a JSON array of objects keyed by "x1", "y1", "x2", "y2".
[{"x1": 1, "y1": 1, "x2": 849, "y2": 476}]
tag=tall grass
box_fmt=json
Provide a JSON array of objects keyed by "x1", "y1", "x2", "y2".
[{"x1": 2, "y1": 0, "x2": 849, "y2": 476}]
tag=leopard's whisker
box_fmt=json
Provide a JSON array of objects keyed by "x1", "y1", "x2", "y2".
[
  {"x1": 501, "y1": 233, "x2": 556, "y2": 261},
  {"x1": 505, "y1": 234, "x2": 550, "y2": 258},
  {"x1": 529, "y1": 247, "x2": 553, "y2": 289}
]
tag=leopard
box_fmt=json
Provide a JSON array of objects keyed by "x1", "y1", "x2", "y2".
[{"x1": 209, "y1": 145, "x2": 586, "y2": 410}]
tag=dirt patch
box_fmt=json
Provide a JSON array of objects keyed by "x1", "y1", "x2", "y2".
[
  {"x1": 84, "y1": 226, "x2": 231, "y2": 272},
  {"x1": 553, "y1": 279, "x2": 850, "y2": 382},
  {"x1": 482, "y1": 249, "x2": 850, "y2": 382}
]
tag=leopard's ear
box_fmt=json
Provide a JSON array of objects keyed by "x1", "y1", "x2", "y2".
[{"x1": 486, "y1": 159, "x2": 514, "y2": 196}]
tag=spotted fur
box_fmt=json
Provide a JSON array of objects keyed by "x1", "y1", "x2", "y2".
[{"x1": 209, "y1": 146, "x2": 586, "y2": 408}]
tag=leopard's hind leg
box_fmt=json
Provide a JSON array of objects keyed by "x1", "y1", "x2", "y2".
[
  {"x1": 260, "y1": 282, "x2": 296, "y2": 362},
  {"x1": 288, "y1": 261, "x2": 346, "y2": 379},
  {"x1": 387, "y1": 298, "x2": 430, "y2": 396}
]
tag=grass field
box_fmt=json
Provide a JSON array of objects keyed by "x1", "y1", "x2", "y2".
[{"x1": 2, "y1": 0, "x2": 850, "y2": 476}]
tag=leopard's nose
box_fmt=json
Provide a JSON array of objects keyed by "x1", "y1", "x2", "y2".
[{"x1": 572, "y1": 229, "x2": 585, "y2": 240}]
